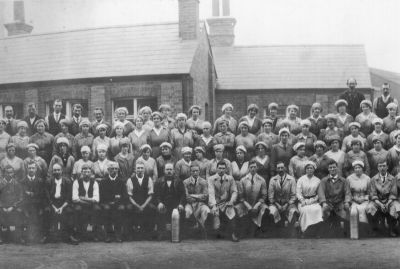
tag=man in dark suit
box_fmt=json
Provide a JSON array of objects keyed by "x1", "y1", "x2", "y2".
[
  {"x1": 339, "y1": 78, "x2": 366, "y2": 119},
  {"x1": 45, "y1": 99, "x2": 66, "y2": 136},
  {"x1": 21, "y1": 161, "x2": 46, "y2": 243},
  {"x1": 24, "y1": 103, "x2": 42, "y2": 136},
  {"x1": 44, "y1": 163, "x2": 78, "y2": 244},
  {"x1": 154, "y1": 163, "x2": 186, "y2": 240},
  {"x1": 91, "y1": 107, "x2": 112, "y2": 137},
  {"x1": 0, "y1": 165, "x2": 25, "y2": 244},
  {"x1": 126, "y1": 161, "x2": 156, "y2": 239},
  {"x1": 99, "y1": 162, "x2": 127, "y2": 242},
  {"x1": 4, "y1": 105, "x2": 18, "y2": 136},
  {"x1": 70, "y1": 104, "x2": 84, "y2": 136}
]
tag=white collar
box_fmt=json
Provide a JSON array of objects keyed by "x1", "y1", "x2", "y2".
[{"x1": 109, "y1": 175, "x2": 117, "y2": 181}]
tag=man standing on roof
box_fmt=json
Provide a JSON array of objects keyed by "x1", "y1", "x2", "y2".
[
  {"x1": 339, "y1": 78, "x2": 365, "y2": 119},
  {"x1": 373, "y1": 83, "x2": 398, "y2": 119}
]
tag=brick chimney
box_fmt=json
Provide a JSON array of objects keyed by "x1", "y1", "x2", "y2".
[
  {"x1": 4, "y1": 1, "x2": 33, "y2": 36},
  {"x1": 178, "y1": 0, "x2": 199, "y2": 40},
  {"x1": 0, "y1": 1, "x2": 5, "y2": 38},
  {"x1": 207, "y1": 0, "x2": 236, "y2": 47}
]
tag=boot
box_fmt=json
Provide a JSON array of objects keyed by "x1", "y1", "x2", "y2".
[
  {"x1": 18, "y1": 228, "x2": 27, "y2": 245},
  {"x1": 0, "y1": 230, "x2": 3, "y2": 245},
  {"x1": 115, "y1": 226, "x2": 123, "y2": 243}
]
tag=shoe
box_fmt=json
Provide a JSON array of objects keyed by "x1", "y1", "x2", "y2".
[
  {"x1": 40, "y1": 236, "x2": 48, "y2": 244},
  {"x1": 231, "y1": 233, "x2": 239, "y2": 242},
  {"x1": 68, "y1": 235, "x2": 79, "y2": 245},
  {"x1": 389, "y1": 229, "x2": 397, "y2": 237},
  {"x1": 157, "y1": 233, "x2": 163, "y2": 241},
  {"x1": 104, "y1": 235, "x2": 112, "y2": 243},
  {"x1": 115, "y1": 235, "x2": 122, "y2": 243}
]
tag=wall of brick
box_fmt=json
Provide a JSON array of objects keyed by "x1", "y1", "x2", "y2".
[
  {"x1": 0, "y1": 77, "x2": 184, "y2": 122},
  {"x1": 189, "y1": 26, "x2": 216, "y2": 121},
  {"x1": 178, "y1": 0, "x2": 199, "y2": 40}
]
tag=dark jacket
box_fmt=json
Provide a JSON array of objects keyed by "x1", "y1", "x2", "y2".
[
  {"x1": 99, "y1": 175, "x2": 128, "y2": 204},
  {"x1": 21, "y1": 175, "x2": 45, "y2": 207},
  {"x1": 45, "y1": 177, "x2": 71, "y2": 207},
  {"x1": 24, "y1": 115, "x2": 43, "y2": 136},
  {"x1": 154, "y1": 177, "x2": 186, "y2": 208},
  {"x1": 0, "y1": 177, "x2": 24, "y2": 208}
]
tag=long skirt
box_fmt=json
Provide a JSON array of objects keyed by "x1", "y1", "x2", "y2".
[
  {"x1": 350, "y1": 201, "x2": 370, "y2": 223},
  {"x1": 298, "y1": 203, "x2": 323, "y2": 232}
]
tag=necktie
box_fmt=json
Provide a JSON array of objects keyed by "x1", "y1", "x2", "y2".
[
  {"x1": 220, "y1": 177, "x2": 223, "y2": 186},
  {"x1": 382, "y1": 176, "x2": 385, "y2": 184},
  {"x1": 251, "y1": 176, "x2": 254, "y2": 185}
]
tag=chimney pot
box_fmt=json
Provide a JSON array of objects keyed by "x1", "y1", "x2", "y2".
[
  {"x1": 4, "y1": 0, "x2": 33, "y2": 36},
  {"x1": 207, "y1": 0, "x2": 236, "y2": 46}
]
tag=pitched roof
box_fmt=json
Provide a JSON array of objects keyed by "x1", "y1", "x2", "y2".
[
  {"x1": 370, "y1": 67, "x2": 400, "y2": 86},
  {"x1": 0, "y1": 22, "x2": 198, "y2": 85},
  {"x1": 213, "y1": 45, "x2": 372, "y2": 90}
]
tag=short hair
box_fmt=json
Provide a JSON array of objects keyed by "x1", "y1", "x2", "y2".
[
  {"x1": 164, "y1": 163, "x2": 174, "y2": 169},
  {"x1": 327, "y1": 159, "x2": 337, "y2": 167},
  {"x1": 190, "y1": 163, "x2": 200, "y2": 170},
  {"x1": 72, "y1": 104, "x2": 82, "y2": 110},
  {"x1": 53, "y1": 99, "x2": 63, "y2": 106},
  {"x1": 377, "y1": 160, "x2": 388, "y2": 165},
  {"x1": 248, "y1": 160, "x2": 257, "y2": 166},
  {"x1": 27, "y1": 102, "x2": 37, "y2": 108},
  {"x1": 216, "y1": 161, "x2": 227, "y2": 168},
  {"x1": 382, "y1": 82, "x2": 390, "y2": 88},
  {"x1": 52, "y1": 163, "x2": 62, "y2": 170},
  {"x1": 135, "y1": 161, "x2": 145, "y2": 167},
  {"x1": 4, "y1": 105, "x2": 13, "y2": 111},
  {"x1": 276, "y1": 161, "x2": 285, "y2": 167},
  {"x1": 27, "y1": 161, "x2": 37, "y2": 167},
  {"x1": 93, "y1": 107, "x2": 104, "y2": 114}
]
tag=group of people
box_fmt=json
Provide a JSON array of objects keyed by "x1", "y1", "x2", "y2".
[{"x1": 0, "y1": 78, "x2": 400, "y2": 245}]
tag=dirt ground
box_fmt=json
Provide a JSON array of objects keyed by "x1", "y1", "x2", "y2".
[{"x1": 0, "y1": 238, "x2": 399, "y2": 269}]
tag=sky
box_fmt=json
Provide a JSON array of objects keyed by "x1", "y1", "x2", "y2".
[{"x1": 1, "y1": 0, "x2": 399, "y2": 72}]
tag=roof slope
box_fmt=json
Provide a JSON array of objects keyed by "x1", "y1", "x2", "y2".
[
  {"x1": 0, "y1": 22, "x2": 198, "y2": 84},
  {"x1": 370, "y1": 67, "x2": 400, "y2": 86},
  {"x1": 213, "y1": 45, "x2": 372, "y2": 90}
]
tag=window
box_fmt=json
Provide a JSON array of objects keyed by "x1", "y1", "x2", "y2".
[
  {"x1": 0, "y1": 103, "x2": 24, "y2": 119},
  {"x1": 112, "y1": 97, "x2": 158, "y2": 121},
  {"x1": 45, "y1": 99, "x2": 88, "y2": 118}
]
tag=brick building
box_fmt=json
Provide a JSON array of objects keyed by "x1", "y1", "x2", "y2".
[
  {"x1": 0, "y1": 0, "x2": 374, "y2": 122},
  {"x1": 0, "y1": 0, "x2": 216, "y2": 122}
]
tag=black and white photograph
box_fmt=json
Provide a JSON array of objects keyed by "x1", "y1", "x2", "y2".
[{"x1": 0, "y1": 0, "x2": 399, "y2": 268}]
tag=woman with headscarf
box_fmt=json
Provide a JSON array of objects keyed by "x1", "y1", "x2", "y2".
[
  {"x1": 309, "y1": 140, "x2": 330, "y2": 180},
  {"x1": 231, "y1": 145, "x2": 249, "y2": 181},
  {"x1": 71, "y1": 145, "x2": 93, "y2": 181},
  {"x1": 159, "y1": 104, "x2": 175, "y2": 130},
  {"x1": 206, "y1": 144, "x2": 232, "y2": 178},
  {"x1": 281, "y1": 104, "x2": 302, "y2": 136},
  {"x1": 110, "y1": 121, "x2": 130, "y2": 160},
  {"x1": 24, "y1": 143, "x2": 48, "y2": 179},
  {"x1": 289, "y1": 142, "x2": 309, "y2": 180},
  {"x1": 29, "y1": 119, "x2": 55, "y2": 164},
  {"x1": 194, "y1": 121, "x2": 216, "y2": 160},
  {"x1": 175, "y1": 147, "x2": 193, "y2": 181},
  {"x1": 155, "y1": 142, "x2": 176, "y2": 179},
  {"x1": 335, "y1": 99, "x2": 354, "y2": 136},
  {"x1": 324, "y1": 135, "x2": 346, "y2": 177},
  {"x1": 252, "y1": 141, "x2": 271, "y2": 185},
  {"x1": 138, "y1": 106, "x2": 154, "y2": 132},
  {"x1": 213, "y1": 103, "x2": 237, "y2": 135},
  {"x1": 387, "y1": 131, "x2": 400, "y2": 176},
  {"x1": 235, "y1": 121, "x2": 257, "y2": 159},
  {"x1": 0, "y1": 118, "x2": 10, "y2": 162},
  {"x1": 214, "y1": 119, "x2": 236, "y2": 161},
  {"x1": 170, "y1": 113, "x2": 194, "y2": 160},
  {"x1": 266, "y1": 102, "x2": 282, "y2": 134},
  {"x1": 319, "y1": 114, "x2": 344, "y2": 144},
  {"x1": 53, "y1": 119, "x2": 74, "y2": 155},
  {"x1": 296, "y1": 161, "x2": 323, "y2": 236},
  {"x1": 308, "y1": 103, "x2": 327, "y2": 138},
  {"x1": 389, "y1": 116, "x2": 400, "y2": 146},
  {"x1": 383, "y1": 103, "x2": 398, "y2": 134},
  {"x1": 366, "y1": 118, "x2": 390, "y2": 150},
  {"x1": 92, "y1": 123, "x2": 111, "y2": 160},
  {"x1": 344, "y1": 160, "x2": 372, "y2": 234},
  {"x1": 129, "y1": 115, "x2": 149, "y2": 159},
  {"x1": 114, "y1": 137, "x2": 135, "y2": 182},
  {"x1": 48, "y1": 137, "x2": 75, "y2": 180},
  {"x1": 148, "y1": 111, "x2": 171, "y2": 159},
  {"x1": 187, "y1": 105, "x2": 204, "y2": 135},
  {"x1": 192, "y1": 146, "x2": 209, "y2": 179},
  {"x1": 341, "y1": 122, "x2": 367, "y2": 153},
  {"x1": 238, "y1": 104, "x2": 263, "y2": 135},
  {"x1": 367, "y1": 137, "x2": 389, "y2": 178},
  {"x1": 113, "y1": 107, "x2": 135, "y2": 136},
  {"x1": 72, "y1": 119, "x2": 94, "y2": 161},
  {"x1": 355, "y1": 100, "x2": 377, "y2": 137},
  {"x1": 0, "y1": 143, "x2": 26, "y2": 179},
  {"x1": 257, "y1": 118, "x2": 279, "y2": 155},
  {"x1": 343, "y1": 139, "x2": 370, "y2": 177},
  {"x1": 135, "y1": 144, "x2": 158, "y2": 181},
  {"x1": 92, "y1": 144, "x2": 112, "y2": 181},
  {"x1": 10, "y1": 121, "x2": 30, "y2": 159},
  {"x1": 293, "y1": 119, "x2": 318, "y2": 157}
]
